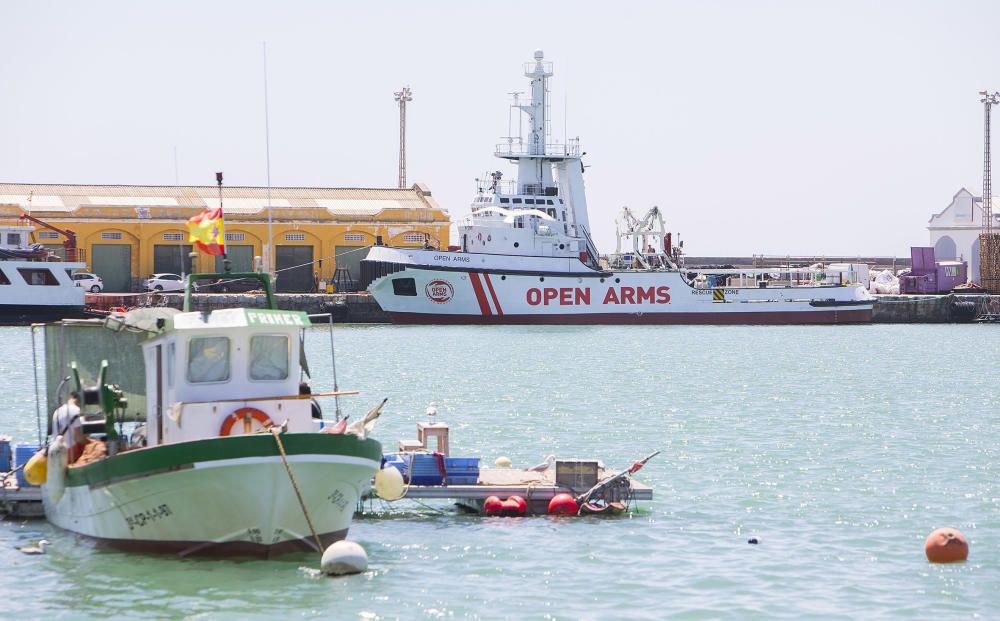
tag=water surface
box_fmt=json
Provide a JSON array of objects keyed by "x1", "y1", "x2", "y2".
[{"x1": 0, "y1": 324, "x2": 996, "y2": 619}]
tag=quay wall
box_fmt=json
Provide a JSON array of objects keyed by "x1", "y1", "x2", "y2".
[{"x1": 86, "y1": 293, "x2": 981, "y2": 324}]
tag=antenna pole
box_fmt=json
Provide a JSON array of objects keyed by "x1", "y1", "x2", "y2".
[
  {"x1": 263, "y1": 42, "x2": 274, "y2": 278},
  {"x1": 395, "y1": 87, "x2": 413, "y2": 188}
]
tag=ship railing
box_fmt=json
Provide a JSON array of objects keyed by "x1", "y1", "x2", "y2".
[{"x1": 495, "y1": 142, "x2": 582, "y2": 158}]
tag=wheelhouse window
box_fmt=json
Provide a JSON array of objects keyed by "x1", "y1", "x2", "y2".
[
  {"x1": 249, "y1": 335, "x2": 289, "y2": 381},
  {"x1": 0, "y1": 269, "x2": 9, "y2": 285},
  {"x1": 187, "y1": 336, "x2": 231, "y2": 383},
  {"x1": 18, "y1": 268, "x2": 58, "y2": 286},
  {"x1": 7, "y1": 233, "x2": 21, "y2": 245},
  {"x1": 392, "y1": 277, "x2": 417, "y2": 296}
]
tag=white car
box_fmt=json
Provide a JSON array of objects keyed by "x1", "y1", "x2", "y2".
[
  {"x1": 72, "y1": 272, "x2": 104, "y2": 293},
  {"x1": 143, "y1": 273, "x2": 185, "y2": 292}
]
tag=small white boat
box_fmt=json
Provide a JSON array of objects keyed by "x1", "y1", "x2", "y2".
[
  {"x1": 39, "y1": 273, "x2": 382, "y2": 558},
  {"x1": 0, "y1": 224, "x2": 85, "y2": 323}
]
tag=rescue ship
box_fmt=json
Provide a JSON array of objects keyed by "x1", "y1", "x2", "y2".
[{"x1": 361, "y1": 51, "x2": 873, "y2": 325}]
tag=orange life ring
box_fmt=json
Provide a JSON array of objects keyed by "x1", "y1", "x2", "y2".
[{"x1": 220, "y1": 407, "x2": 274, "y2": 436}]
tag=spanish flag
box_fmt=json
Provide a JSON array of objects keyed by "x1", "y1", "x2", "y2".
[{"x1": 187, "y1": 207, "x2": 225, "y2": 256}]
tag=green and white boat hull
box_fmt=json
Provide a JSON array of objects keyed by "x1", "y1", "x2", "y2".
[{"x1": 42, "y1": 433, "x2": 382, "y2": 558}]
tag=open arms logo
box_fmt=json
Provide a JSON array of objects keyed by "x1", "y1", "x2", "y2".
[{"x1": 425, "y1": 279, "x2": 455, "y2": 303}]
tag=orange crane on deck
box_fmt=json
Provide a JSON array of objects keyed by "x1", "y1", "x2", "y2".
[{"x1": 18, "y1": 213, "x2": 80, "y2": 262}]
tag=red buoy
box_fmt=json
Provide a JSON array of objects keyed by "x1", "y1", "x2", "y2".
[
  {"x1": 501, "y1": 498, "x2": 526, "y2": 517},
  {"x1": 925, "y1": 527, "x2": 969, "y2": 563},
  {"x1": 548, "y1": 493, "x2": 578, "y2": 515},
  {"x1": 483, "y1": 496, "x2": 503, "y2": 516},
  {"x1": 507, "y1": 495, "x2": 527, "y2": 514}
]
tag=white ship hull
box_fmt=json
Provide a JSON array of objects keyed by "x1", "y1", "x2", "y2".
[{"x1": 363, "y1": 248, "x2": 873, "y2": 325}]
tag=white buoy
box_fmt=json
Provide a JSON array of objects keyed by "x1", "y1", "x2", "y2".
[
  {"x1": 494, "y1": 456, "x2": 512, "y2": 468},
  {"x1": 374, "y1": 466, "x2": 405, "y2": 500},
  {"x1": 321, "y1": 540, "x2": 368, "y2": 575}
]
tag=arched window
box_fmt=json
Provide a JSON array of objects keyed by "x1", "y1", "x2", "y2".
[{"x1": 934, "y1": 236, "x2": 957, "y2": 260}]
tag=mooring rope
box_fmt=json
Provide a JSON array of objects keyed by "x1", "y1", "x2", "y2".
[{"x1": 270, "y1": 428, "x2": 323, "y2": 552}]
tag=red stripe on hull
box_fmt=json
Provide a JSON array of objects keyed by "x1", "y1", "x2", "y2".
[
  {"x1": 467, "y1": 273, "x2": 491, "y2": 316},
  {"x1": 386, "y1": 308, "x2": 873, "y2": 325},
  {"x1": 483, "y1": 274, "x2": 503, "y2": 316},
  {"x1": 67, "y1": 528, "x2": 349, "y2": 560}
]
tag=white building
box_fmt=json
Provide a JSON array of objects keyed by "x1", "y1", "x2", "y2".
[{"x1": 928, "y1": 187, "x2": 1000, "y2": 282}]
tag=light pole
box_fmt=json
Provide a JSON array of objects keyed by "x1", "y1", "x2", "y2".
[{"x1": 395, "y1": 87, "x2": 412, "y2": 188}]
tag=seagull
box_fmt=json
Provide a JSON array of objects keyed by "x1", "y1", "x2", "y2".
[
  {"x1": 425, "y1": 403, "x2": 438, "y2": 420},
  {"x1": 17, "y1": 540, "x2": 49, "y2": 555},
  {"x1": 527, "y1": 454, "x2": 556, "y2": 472}
]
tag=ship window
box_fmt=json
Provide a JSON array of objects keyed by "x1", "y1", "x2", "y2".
[
  {"x1": 250, "y1": 335, "x2": 289, "y2": 381},
  {"x1": 546, "y1": 200, "x2": 554, "y2": 205},
  {"x1": 187, "y1": 336, "x2": 230, "y2": 383},
  {"x1": 524, "y1": 199, "x2": 535, "y2": 204},
  {"x1": 500, "y1": 198, "x2": 509, "y2": 204},
  {"x1": 512, "y1": 198, "x2": 522, "y2": 204},
  {"x1": 6, "y1": 233, "x2": 21, "y2": 245},
  {"x1": 18, "y1": 268, "x2": 58, "y2": 286},
  {"x1": 392, "y1": 277, "x2": 417, "y2": 296},
  {"x1": 0, "y1": 269, "x2": 9, "y2": 285}
]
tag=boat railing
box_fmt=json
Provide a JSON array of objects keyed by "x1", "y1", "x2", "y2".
[{"x1": 495, "y1": 142, "x2": 582, "y2": 158}]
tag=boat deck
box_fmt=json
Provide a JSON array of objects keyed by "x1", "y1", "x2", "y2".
[
  {"x1": 0, "y1": 475, "x2": 44, "y2": 519},
  {"x1": 367, "y1": 467, "x2": 653, "y2": 514}
]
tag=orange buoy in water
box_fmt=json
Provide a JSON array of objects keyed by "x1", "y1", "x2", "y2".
[
  {"x1": 548, "y1": 493, "x2": 578, "y2": 515},
  {"x1": 483, "y1": 496, "x2": 503, "y2": 516},
  {"x1": 924, "y1": 527, "x2": 969, "y2": 563}
]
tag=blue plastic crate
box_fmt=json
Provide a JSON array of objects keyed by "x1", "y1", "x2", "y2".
[
  {"x1": 444, "y1": 457, "x2": 480, "y2": 485},
  {"x1": 0, "y1": 436, "x2": 11, "y2": 474},
  {"x1": 409, "y1": 454, "x2": 444, "y2": 486},
  {"x1": 14, "y1": 443, "x2": 41, "y2": 488}
]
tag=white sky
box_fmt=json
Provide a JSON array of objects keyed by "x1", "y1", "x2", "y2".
[{"x1": 2, "y1": 1, "x2": 998, "y2": 256}]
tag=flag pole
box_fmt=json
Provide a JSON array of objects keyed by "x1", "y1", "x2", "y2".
[{"x1": 216, "y1": 171, "x2": 229, "y2": 272}]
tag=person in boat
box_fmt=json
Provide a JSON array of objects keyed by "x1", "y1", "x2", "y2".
[
  {"x1": 299, "y1": 381, "x2": 323, "y2": 420},
  {"x1": 52, "y1": 392, "x2": 83, "y2": 462}
]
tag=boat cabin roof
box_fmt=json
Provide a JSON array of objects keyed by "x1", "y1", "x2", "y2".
[{"x1": 168, "y1": 308, "x2": 311, "y2": 332}]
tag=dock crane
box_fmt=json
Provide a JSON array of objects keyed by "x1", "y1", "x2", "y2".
[{"x1": 18, "y1": 213, "x2": 80, "y2": 262}]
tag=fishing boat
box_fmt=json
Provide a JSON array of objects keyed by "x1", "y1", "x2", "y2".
[
  {"x1": 0, "y1": 224, "x2": 85, "y2": 323},
  {"x1": 361, "y1": 51, "x2": 873, "y2": 325},
  {"x1": 37, "y1": 273, "x2": 382, "y2": 558}
]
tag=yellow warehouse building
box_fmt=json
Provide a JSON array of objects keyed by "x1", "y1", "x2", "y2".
[{"x1": 0, "y1": 182, "x2": 450, "y2": 292}]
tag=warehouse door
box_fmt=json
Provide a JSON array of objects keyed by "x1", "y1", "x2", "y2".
[
  {"x1": 91, "y1": 244, "x2": 132, "y2": 292},
  {"x1": 275, "y1": 246, "x2": 314, "y2": 292},
  {"x1": 215, "y1": 245, "x2": 255, "y2": 273},
  {"x1": 153, "y1": 245, "x2": 193, "y2": 276},
  {"x1": 334, "y1": 245, "x2": 372, "y2": 291}
]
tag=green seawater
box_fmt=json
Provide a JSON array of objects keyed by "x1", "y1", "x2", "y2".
[{"x1": 0, "y1": 324, "x2": 997, "y2": 620}]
